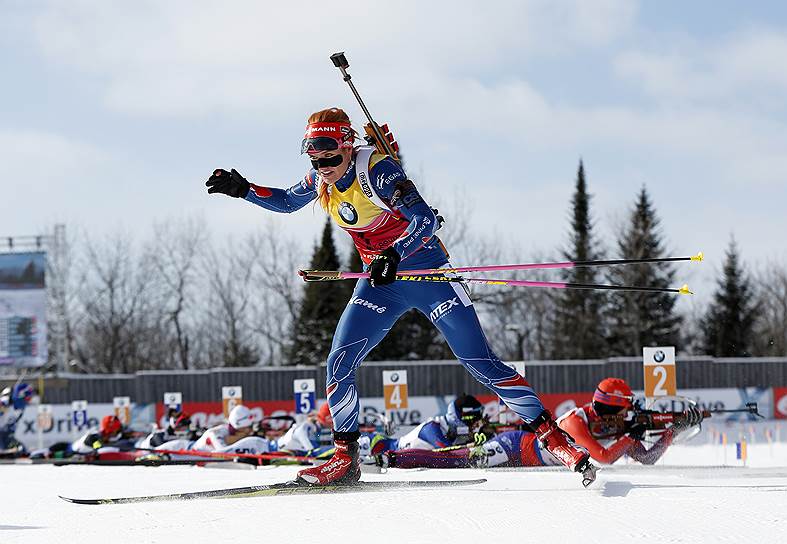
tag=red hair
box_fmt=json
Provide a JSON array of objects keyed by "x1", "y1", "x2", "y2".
[{"x1": 307, "y1": 108, "x2": 357, "y2": 210}]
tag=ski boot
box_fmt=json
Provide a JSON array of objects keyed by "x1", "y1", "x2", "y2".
[
  {"x1": 531, "y1": 410, "x2": 598, "y2": 487},
  {"x1": 297, "y1": 431, "x2": 361, "y2": 486}
]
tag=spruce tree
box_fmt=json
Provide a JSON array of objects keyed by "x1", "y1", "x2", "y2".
[
  {"x1": 701, "y1": 237, "x2": 759, "y2": 357},
  {"x1": 288, "y1": 218, "x2": 346, "y2": 365},
  {"x1": 605, "y1": 187, "x2": 682, "y2": 356},
  {"x1": 551, "y1": 160, "x2": 606, "y2": 359}
]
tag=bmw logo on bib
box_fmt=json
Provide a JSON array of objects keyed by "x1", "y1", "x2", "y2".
[{"x1": 339, "y1": 202, "x2": 358, "y2": 225}]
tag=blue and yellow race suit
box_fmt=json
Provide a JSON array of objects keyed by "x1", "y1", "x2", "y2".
[{"x1": 245, "y1": 148, "x2": 545, "y2": 433}]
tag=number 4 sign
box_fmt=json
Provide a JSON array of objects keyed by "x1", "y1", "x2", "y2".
[
  {"x1": 113, "y1": 396, "x2": 131, "y2": 425},
  {"x1": 222, "y1": 386, "x2": 243, "y2": 418},
  {"x1": 643, "y1": 346, "x2": 677, "y2": 403},
  {"x1": 383, "y1": 370, "x2": 408, "y2": 411}
]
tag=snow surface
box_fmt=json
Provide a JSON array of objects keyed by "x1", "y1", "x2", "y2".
[{"x1": 2, "y1": 443, "x2": 786, "y2": 544}]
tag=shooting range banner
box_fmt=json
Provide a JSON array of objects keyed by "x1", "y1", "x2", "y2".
[{"x1": 0, "y1": 252, "x2": 47, "y2": 367}]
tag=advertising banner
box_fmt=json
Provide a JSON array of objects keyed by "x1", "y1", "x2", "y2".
[
  {"x1": 771, "y1": 387, "x2": 787, "y2": 419},
  {"x1": 635, "y1": 387, "x2": 773, "y2": 420},
  {"x1": 17, "y1": 387, "x2": 776, "y2": 450},
  {"x1": 156, "y1": 393, "x2": 598, "y2": 432},
  {"x1": 0, "y1": 252, "x2": 47, "y2": 367},
  {"x1": 155, "y1": 397, "x2": 445, "y2": 432},
  {"x1": 14, "y1": 402, "x2": 155, "y2": 450},
  {"x1": 154, "y1": 400, "x2": 295, "y2": 430}
]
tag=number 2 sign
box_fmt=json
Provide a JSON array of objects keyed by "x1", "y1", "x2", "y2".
[{"x1": 643, "y1": 346, "x2": 677, "y2": 402}]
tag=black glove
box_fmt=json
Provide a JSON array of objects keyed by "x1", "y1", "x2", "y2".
[
  {"x1": 368, "y1": 247, "x2": 401, "y2": 287},
  {"x1": 375, "y1": 451, "x2": 396, "y2": 469},
  {"x1": 673, "y1": 405, "x2": 703, "y2": 432},
  {"x1": 431, "y1": 208, "x2": 445, "y2": 231},
  {"x1": 627, "y1": 421, "x2": 647, "y2": 441},
  {"x1": 206, "y1": 168, "x2": 250, "y2": 198}
]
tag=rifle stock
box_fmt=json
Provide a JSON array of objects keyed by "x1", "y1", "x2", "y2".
[{"x1": 363, "y1": 122, "x2": 400, "y2": 160}]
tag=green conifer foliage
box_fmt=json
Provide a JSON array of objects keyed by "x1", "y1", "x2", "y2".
[
  {"x1": 605, "y1": 187, "x2": 682, "y2": 355},
  {"x1": 288, "y1": 218, "x2": 347, "y2": 365},
  {"x1": 551, "y1": 161, "x2": 607, "y2": 359},
  {"x1": 701, "y1": 238, "x2": 759, "y2": 357}
]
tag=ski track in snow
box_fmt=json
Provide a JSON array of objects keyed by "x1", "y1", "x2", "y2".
[{"x1": 2, "y1": 444, "x2": 786, "y2": 544}]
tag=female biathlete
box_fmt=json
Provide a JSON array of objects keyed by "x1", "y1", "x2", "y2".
[{"x1": 206, "y1": 108, "x2": 596, "y2": 486}]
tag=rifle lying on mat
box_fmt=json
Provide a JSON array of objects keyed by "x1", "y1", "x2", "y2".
[{"x1": 590, "y1": 402, "x2": 763, "y2": 437}]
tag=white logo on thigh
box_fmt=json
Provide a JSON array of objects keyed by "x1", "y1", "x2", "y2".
[
  {"x1": 349, "y1": 295, "x2": 387, "y2": 313},
  {"x1": 429, "y1": 297, "x2": 459, "y2": 322}
]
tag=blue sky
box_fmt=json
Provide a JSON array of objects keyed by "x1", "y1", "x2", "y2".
[{"x1": 2, "y1": 1, "x2": 786, "y2": 305}]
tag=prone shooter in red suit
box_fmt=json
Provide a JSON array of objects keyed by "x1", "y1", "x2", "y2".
[{"x1": 557, "y1": 378, "x2": 700, "y2": 465}]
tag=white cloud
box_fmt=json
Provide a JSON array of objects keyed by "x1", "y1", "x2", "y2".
[
  {"x1": 5, "y1": 0, "x2": 786, "y2": 296},
  {"x1": 30, "y1": 0, "x2": 636, "y2": 118},
  {"x1": 614, "y1": 28, "x2": 787, "y2": 104},
  {"x1": 0, "y1": 130, "x2": 110, "y2": 187},
  {"x1": 0, "y1": 130, "x2": 111, "y2": 233}
]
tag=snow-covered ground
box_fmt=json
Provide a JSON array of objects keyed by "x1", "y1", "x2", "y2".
[{"x1": 2, "y1": 442, "x2": 786, "y2": 544}]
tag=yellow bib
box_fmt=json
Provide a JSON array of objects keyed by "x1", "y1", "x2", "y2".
[{"x1": 326, "y1": 154, "x2": 391, "y2": 231}]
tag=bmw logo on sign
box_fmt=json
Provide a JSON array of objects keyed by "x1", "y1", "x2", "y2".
[
  {"x1": 339, "y1": 202, "x2": 358, "y2": 225},
  {"x1": 654, "y1": 350, "x2": 666, "y2": 363},
  {"x1": 391, "y1": 373, "x2": 399, "y2": 383}
]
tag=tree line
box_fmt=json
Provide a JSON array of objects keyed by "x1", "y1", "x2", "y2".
[{"x1": 45, "y1": 162, "x2": 786, "y2": 373}]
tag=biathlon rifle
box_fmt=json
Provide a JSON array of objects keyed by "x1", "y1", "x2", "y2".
[
  {"x1": 591, "y1": 402, "x2": 763, "y2": 436},
  {"x1": 251, "y1": 414, "x2": 297, "y2": 436},
  {"x1": 330, "y1": 52, "x2": 400, "y2": 161}
]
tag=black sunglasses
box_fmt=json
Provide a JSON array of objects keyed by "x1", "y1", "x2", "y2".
[{"x1": 310, "y1": 154, "x2": 344, "y2": 169}]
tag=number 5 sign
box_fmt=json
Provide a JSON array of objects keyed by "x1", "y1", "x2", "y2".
[
  {"x1": 293, "y1": 379, "x2": 316, "y2": 414},
  {"x1": 643, "y1": 346, "x2": 677, "y2": 402},
  {"x1": 163, "y1": 392, "x2": 182, "y2": 412},
  {"x1": 383, "y1": 370, "x2": 408, "y2": 411}
]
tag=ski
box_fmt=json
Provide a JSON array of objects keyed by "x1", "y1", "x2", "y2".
[
  {"x1": 59, "y1": 478, "x2": 488, "y2": 505},
  {"x1": 52, "y1": 458, "x2": 231, "y2": 467}
]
